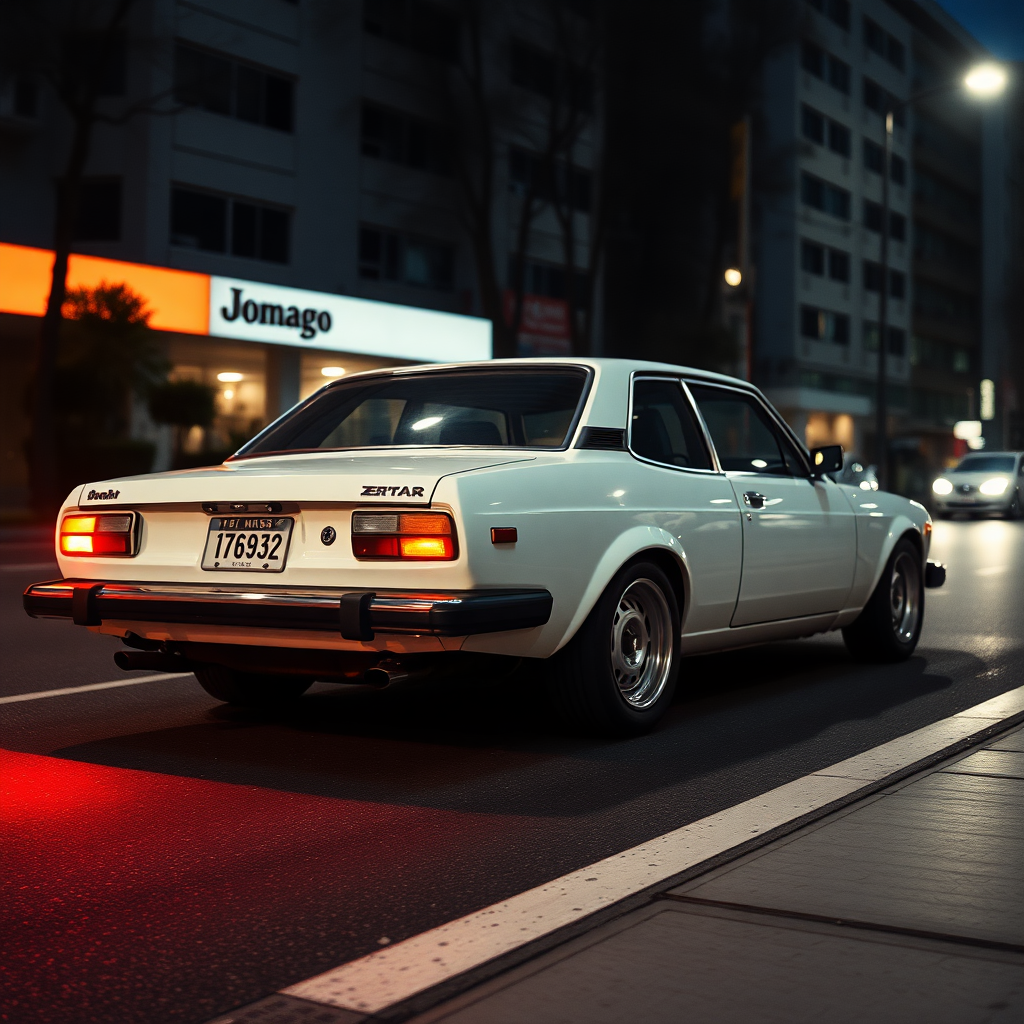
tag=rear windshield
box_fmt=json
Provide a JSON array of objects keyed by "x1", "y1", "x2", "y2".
[
  {"x1": 952, "y1": 455, "x2": 1015, "y2": 473},
  {"x1": 238, "y1": 369, "x2": 589, "y2": 456}
]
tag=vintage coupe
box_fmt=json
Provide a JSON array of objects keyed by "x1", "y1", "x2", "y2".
[{"x1": 24, "y1": 359, "x2": 945, "y2": 735}]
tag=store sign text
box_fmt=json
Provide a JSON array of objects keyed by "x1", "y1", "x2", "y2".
[{"x1": 220, "y1": 287, "x2": 333, "y2": 340}]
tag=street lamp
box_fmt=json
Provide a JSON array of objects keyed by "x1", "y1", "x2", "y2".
[{"x1": 873, "y1": 61, "x2": 1008, "y2": 491}]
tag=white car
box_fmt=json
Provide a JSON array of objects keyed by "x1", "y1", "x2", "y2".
[
  {"x1": 25, "y1": 359, "x2": 945, "y2": 736},
  {"x1": 931, "y1": 452, "x2": 1024, "y2": 520}
]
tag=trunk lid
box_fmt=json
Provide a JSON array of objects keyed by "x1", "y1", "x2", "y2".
[{"x1": 75, "y1": 451, "x2": 535, "y2": 508}]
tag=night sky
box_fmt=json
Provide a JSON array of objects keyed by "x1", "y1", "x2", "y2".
[{"x1": 934, "y1": 0, "x2": 1024, "y2": 61}]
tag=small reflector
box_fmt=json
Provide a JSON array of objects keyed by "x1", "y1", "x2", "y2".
[{"x1": 491, "y1": 527, "x2": 518, "y2": 544}]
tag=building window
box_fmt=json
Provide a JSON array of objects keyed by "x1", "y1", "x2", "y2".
[
  {"x1": 828, "y1": 249, "x2": 850, "y2": 282},
  {"x1": 361, "y1": 102, "x2": 452, "y2": 174},
  {"x1": 171, "y1": 187, "x2": 289, "y2": 263},
  {"x1": 828, "y1": 121, "x2": 851, "y2": 157},
  {"x1": 359, "y1": 225, "x2": 455, "y2": 290},
  {"x1": 71, "y1": 179, "x2": 122, "y2": 242},
  {"x1": 863, "y1": 78, "x2": 905, "y2": 124},
  {"x1": 509, "y1": 148, "x2": 591, "y2": 213},
  {"x1": 801, "y1": 240, "x2": 824, "y2": 275},
  {"x1": 863, "y1": 200, "x2": 906, "y2": 240},
  {"x1": 863, "y1": 17, "x2": 904, "y2": 70},
  {"x1": 801, "y1": 106, "x2": 850, "y2": 156},
  {"x1": 863, "y1": 261, "x2": 905, "y2": 298},
  {"x1": 801, "y1": 172, "x2": 850, "y2": 220},
  {"x1": 801, "y1": 105, "x2": 824, "y2": 144},
  {"x1": 364, "y1": 0, "x2": 461, "y2": 63},
  {"x1": 865, "y1": 322, "x2": 906, "y2": 355},
  {"x1": 801, "y1": 305, "x2": 849, "y2": 344},
  {"x1": 807, "y1": 0, "x2": 851, "y2": 30},
  {"x1": 174, "y1": 43, "x2": 294, "y2": 132},
  {"x1": 801, "y1": 42, "x2": 851, "y2": 95},
  {"x1": 913, "y1": 222, "x2": 977, "y2": 272}
]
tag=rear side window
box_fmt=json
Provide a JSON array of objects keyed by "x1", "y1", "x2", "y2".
[
  {"x1": 689, "y1": 385, "x2": 805, "y2": 475},
  {"x1": 238, "y1": 369, "x2": 589, "y2": 455},
  {"x1": 630, "y1": 378, "x2": 712, "y2": 470}
]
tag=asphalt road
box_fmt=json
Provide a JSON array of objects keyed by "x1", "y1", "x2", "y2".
[{"x1": 3, "y1": 517, "x2": 1024, "y2": 1024}]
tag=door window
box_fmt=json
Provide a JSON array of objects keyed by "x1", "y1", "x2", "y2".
[
  {"x1": 630, "y1": 378, "x2": 712, "y2": 470},
  {"x1": 689, "y1": 385, "x2": 806, "y2": 475}
]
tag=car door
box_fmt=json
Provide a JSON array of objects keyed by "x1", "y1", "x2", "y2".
[
  {"x1": 688, "y1": 383, "x2": 856, "y2": 626},
  {"x1": 627, "y1": 376, "x2": 742, "y2": 634}
]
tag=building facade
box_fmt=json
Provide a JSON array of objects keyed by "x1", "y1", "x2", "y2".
[
  {"x1": 753, "y1": 0, "x2": 1016, "y2": 495},
  {"x1": 0, "y1": 0, "x2": 601, "y2": 514}
]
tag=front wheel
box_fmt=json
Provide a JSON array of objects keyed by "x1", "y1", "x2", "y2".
[
  {"x1": 1006, "y1": 491, "x2": 1023, "y2": 521},
  {"x1": 842, "y1": 538, "x2": 923, "y2": 662},
  {"x1": 194, "y1": 665, "x2": 312, "y2": 707},
  {"x1": 548, "y1": 561, "x2": 680, "y2": 737}
]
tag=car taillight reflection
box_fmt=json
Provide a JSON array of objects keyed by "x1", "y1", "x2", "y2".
[
  {"x1": 59, "y1": 513, "x2": 137, "y2": 556},
  {"x1": 351, "y1": 511, "x2": 456, "y2": 560}
]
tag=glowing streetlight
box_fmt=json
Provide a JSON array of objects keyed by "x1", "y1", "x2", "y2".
[
  {"x1": 724, "y1": 268, "x2": 742, "y2": 287},
  {"x1": 321, "y1": 366, "x2": 346, "y2": 377},
  {"x1": 217, "y1": 371, "x2": 243, "y2": 383},
  {"x1": 964, "y1": 63, "x2": 1008, "y2": 97}
]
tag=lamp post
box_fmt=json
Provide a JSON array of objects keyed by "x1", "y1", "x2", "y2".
[{"x1": 873, "y1": 62, "x2": 1007, "y2": 492}]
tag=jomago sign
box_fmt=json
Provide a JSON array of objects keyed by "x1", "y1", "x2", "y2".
[
  {"x1": 208, "y1": 276, "x2": 491, "y2": 361},
  {"x1": 0, "y1": 243, "x2": 492, "y2": 362}
]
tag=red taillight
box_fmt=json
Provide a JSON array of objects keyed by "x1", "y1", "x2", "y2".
[
  {"x1": 351, "y1": 511, "x2": 456, "y2": 560},
  {"x1": 59, "y1": 513, "x2": 136, "y2": 556}
]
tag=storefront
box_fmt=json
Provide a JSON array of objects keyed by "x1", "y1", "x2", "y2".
[{"x1": 0, "y1": 242, "x2": 491, "y2": 514}]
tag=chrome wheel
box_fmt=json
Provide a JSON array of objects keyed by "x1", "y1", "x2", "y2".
[
  {"x1": 610, "y1": 578, "x2": 673, "y2": 709},
  {"x1": 890, "y1": 551, "x2": 922, "y2": 643}
]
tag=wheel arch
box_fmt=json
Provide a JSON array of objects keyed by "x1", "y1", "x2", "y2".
[{"x1": 552, "y1": 526, "x2": 691, "y2": 654}]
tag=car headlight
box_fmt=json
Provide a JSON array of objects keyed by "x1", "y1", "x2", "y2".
[
  {"x1": 979, "y1": 477, "x2": 1009, "y2": 496},
  {"x1": 932, "y1": 478, "x2": 952, "y2": 495}
]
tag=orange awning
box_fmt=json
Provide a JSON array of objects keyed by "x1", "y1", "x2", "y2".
[{"x1": 0, "y1": 242, "x2": 210, "y2": 335}]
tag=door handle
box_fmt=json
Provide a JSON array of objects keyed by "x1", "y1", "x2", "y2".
[{"x1": 743, "y1": 491, "x2": 767, "y2": 509}]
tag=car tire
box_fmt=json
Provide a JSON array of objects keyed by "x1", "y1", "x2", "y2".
[
  {"x1": 548, "y1": 560, "x2": 680, "y2": 737},
  {"x1": 842, "y1": 537, "x2": 924, "y2": 663},
  {"x1": 1007, "y1": 491, "x2": 1023, "y2": 521},
  {"x1": 194, "y1": 664, "x2": 312, "y2": 707}
]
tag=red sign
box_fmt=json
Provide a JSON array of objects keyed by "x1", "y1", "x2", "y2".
[{"x1": 503, "y1": 290, "x2": 569, "y2": 339}]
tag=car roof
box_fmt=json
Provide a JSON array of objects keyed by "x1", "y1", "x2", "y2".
[{"x1": 337, "y1": 357, "x2": 756, "y2": 390}]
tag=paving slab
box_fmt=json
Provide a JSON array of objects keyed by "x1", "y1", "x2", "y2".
[{"x1": 408, "y1": 726, "x2": 1024, "y2": 1024}]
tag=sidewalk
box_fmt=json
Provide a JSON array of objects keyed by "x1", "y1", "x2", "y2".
[{"x1": 408, "y1": 725, "x2": 1024, "y2": 1024}]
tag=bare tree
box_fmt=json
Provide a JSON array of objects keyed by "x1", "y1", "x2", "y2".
[{"x1": 0, "y1": 0, "x2": 177, "y2": 513}]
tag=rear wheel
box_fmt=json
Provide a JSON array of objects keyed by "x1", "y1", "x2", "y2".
[
  {"x1": 842, "y1": 538, "x2": 923, "y2": 662},
  {"x1": 194, "y1": 665, "x2": 312, "y2": 707},
  {"x1": 548, "y1": 560, "x2": 680, "y2": 737}
]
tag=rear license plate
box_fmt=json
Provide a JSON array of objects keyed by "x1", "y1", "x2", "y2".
[{"x1": 201, "y1": 517, "x2": 294, "y2": 573}]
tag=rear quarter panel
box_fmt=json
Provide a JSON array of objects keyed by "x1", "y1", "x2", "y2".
[{"x1": 442, "y1": 452, "x2": 743, "y2": 657}]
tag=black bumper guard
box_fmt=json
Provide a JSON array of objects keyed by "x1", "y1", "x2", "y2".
[{"x1": 23, "y1": 580, "x2": 553, "y2": 640}]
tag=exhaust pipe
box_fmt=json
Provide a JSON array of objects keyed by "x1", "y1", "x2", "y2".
[
  {"x1": 114, "y1": 650, "x2": 192, "y2": 673},
  {"x1": 362, "y1": 659, "x2": 437, "y2": 689},
  {"x1": 363, "y1": 664, "x2": 408, "y2": 688}
]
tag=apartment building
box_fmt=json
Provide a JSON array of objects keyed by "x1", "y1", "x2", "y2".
[
  {"x1": 754, "y1": 0, "x2": 1017, "y2": 490},
  {"x1": 0, "y1": 0, "x2": 601, "y2": 512}
]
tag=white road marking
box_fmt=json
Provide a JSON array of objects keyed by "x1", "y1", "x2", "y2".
[
  {"x1": 283, "y1": 686, "x2": 1024, "y2": 1015},
  {"x1": 0, "y1": 673, "x2": 192, "y2": 704},
  {"x1": 1, "y1": 561, "x2": 57, "y2": 573}
]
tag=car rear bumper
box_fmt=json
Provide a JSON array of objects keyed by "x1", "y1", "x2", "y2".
[{"x1": 23, "y1": 579, "x2": 553, "y2": 640}]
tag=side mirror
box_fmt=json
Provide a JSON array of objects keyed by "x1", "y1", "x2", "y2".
[{"x1": 810, "y1": 444, "x2": 843, "y2": 477}]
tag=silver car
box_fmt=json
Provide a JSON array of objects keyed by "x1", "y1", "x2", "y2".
[{"x1": 932, "y1": 452, "x2": 1024, "y2": 519}]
